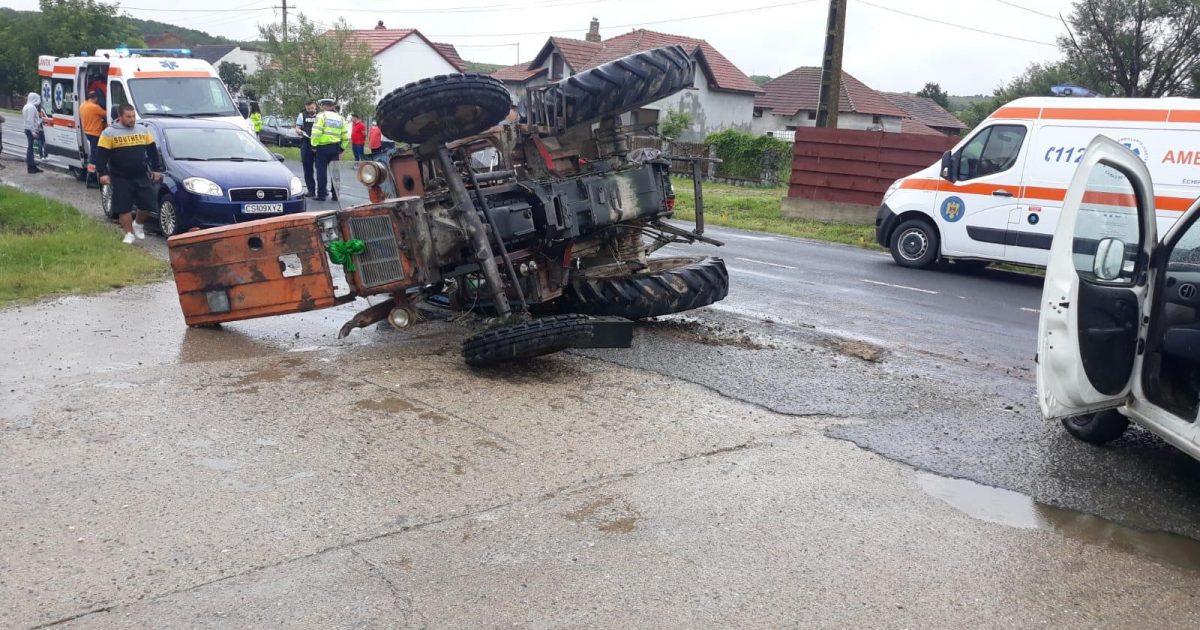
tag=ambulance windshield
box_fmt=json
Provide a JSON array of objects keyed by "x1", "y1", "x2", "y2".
[{"x1": 128, "y1": 78, "x2": 237, "y2": 118}]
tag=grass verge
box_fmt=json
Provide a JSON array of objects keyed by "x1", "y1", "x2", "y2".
[
  {"x1": 0, "y1": 185, "x2": 169, "y2": 305},
  {"x1": 273, "y1": 145, "x2": 302, "y2": 162},
  {"x1": 671, "y1": 177, "x2": 881, "y2": 250}
]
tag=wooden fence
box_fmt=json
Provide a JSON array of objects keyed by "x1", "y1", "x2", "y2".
[{"x1": 784, "y1": 127, "x2": 958, "y2": 222}]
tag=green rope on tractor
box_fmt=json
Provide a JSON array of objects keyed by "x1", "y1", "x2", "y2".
[{"x1": 326, "y1": 239, "x2": 366, "y2": 272}]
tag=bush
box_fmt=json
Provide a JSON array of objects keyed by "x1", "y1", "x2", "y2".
[{"x1": 705, "y1": 129, "x2": 791, "y2": 184}]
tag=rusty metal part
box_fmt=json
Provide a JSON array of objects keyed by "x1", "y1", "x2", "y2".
[
  {"x1": 613, "y1": 228, "x2": 647, "y2": 263},
  {"x1": 434, "y1": 144, "x2": 512, "y2": 318},
  {"x1": 462, "y1": 149, "x2": 528, "y2": 312},
  {"x1": 338, "y1": 297, "x2": 396, "y2": 338}
]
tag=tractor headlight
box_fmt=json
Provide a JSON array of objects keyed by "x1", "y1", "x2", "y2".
[
  {"x1": 289, "y1": 176, "x2": 304, "y2": 197},
  {"x1": 183, "y1": 177, "x2": 223, "y2": 197},
  {"x1": 357, "y1": 161, "x2": 385, "y2": 186}
]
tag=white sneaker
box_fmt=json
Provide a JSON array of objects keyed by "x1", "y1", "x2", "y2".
[
  {"x1": 122, "y1": 232, "x2": 136, "y2": 245},
  {"x1": 132, "y1": 222, "x2": 146, "y2": 240}
]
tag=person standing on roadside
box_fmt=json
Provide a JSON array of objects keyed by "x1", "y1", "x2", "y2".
[
  {"x1": 80, "y1": 90, "x2": 107, "y2": 188},
  {"x1": 350, "y1": 114, "x2": 366, "y2": 162},
  {"x1": 294, "y1": 100, "x2": 318, "y2": 197},
  {"x1": 22, "y1": 93, "x2": 48, "y2": 173},
  {"x1": 93, "y1": 104, "x2": 164, "y2": 245},
  {"x1": 310, "y1": 98, "x2": 349, "y2": 202},
  {"x1": 368, "y1": 120, "x2": 383, "y2": 157},
  {"x1": 0, "y1": 112, "x2": 6, "y2": 170},
  {"x1": 249, "y1": 102, "x2": 262, "y2": 134}
]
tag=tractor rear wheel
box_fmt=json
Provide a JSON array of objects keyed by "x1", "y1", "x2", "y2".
[
  {"x1": 559, "y1": 256, "x2": 729, "y2": 320},
  {"x1": 547, "y1": 45, "x2": 695, "y2": 130},
  {"x1": 462, "y1": 314, "x2": 593, "y2": 366}
]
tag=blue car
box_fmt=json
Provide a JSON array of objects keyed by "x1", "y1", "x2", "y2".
[{"x1": 101, "y1": 118, "x2": 305, "y2": 235}]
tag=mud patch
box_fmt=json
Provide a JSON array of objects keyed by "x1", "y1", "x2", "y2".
[
  {"x1": 831, "y1": 339, "x2": 886, "y2": 363},
  {"x1": 420, "y1": 410, "x2": 451, "y2": 425},
  {"x1": 645, "y1": 318, "x2": 768, "y2": 350},
  {"x1": 564, "y1": 496, "x2": 640, "y2": 534},
  {"x1": 355, "y1": 397, "x2": 418, "y2": 413}
]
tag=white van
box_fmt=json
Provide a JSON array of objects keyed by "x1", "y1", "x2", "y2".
[
  {"x1": 36, "y1": 48, "x2": 249, "y2": 179},
  {"x1": 875, "y1": 96, "x2": 1200, "y2": 269}
]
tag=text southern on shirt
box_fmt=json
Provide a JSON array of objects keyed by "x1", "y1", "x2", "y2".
[{"x1": 93, "y1": 123, "x2": 163, "y2": 179}]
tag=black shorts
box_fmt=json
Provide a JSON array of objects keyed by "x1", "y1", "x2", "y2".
[{"x1": 110, "y1": 175, "x2": 157, "y2": 216}]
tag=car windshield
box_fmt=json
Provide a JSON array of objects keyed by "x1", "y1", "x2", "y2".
[
  {"x1": 128, "y1": 78, "x2": 238, "y2": 118},
  {"x1": 165, "y1": 127, "x2": 274, "y2": 161}
]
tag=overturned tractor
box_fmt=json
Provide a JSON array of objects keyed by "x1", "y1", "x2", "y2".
[{"x1": 168, "y1": 45, "x2": 729, "y2": 365}]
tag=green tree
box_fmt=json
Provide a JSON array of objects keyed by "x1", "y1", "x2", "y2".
[
  {"x1": 659, "y1": 107, "x2": 693, "y2": 139},
  {"x1": 749, "y1": 75, "x2": 772, "y2": 87},
  {"x1": 915, "y1": 82, "x2": 951, "y2": 109},
  {"x1": 1060, "y1": 0, "x2": 1200, "y2": 97},
  {"x1": 38, "y1": 0, "x2": 141, "y2": 57},
  {"x1": 249, "y1": 14, "x2": 379, "y2": 118},
  {"x1": 960, "y1": 61, "x2": 1079, "y2": 129},
  {"x1": 218, "y1": 61, "x2": 246, "y2": 94}
]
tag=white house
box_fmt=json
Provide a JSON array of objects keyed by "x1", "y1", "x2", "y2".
[
  {"x1": 495, "y1": 20, "x2": 762, "y2": 143},
  {"x1": 193, "y1": 44, "x2": 264, "y2": 76},
  {"x1": 338, "y1": 22, "x2": 468, "y2": 104},
  {"x1": 752, "y1": 67, "x2": 908, "y2": 137}
]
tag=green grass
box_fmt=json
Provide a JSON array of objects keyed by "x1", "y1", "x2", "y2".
[
  {"x1": 0, "y1": 185, "x2": 168, "y2": 304},
  {"x1": 672, "y1": 177, "x2": 881, "y2": 250},
  {"x1": 273, "y1": 145, "x2": 302, "y2": 162}
]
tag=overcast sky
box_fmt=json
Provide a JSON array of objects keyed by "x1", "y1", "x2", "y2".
[{"x1": 6, "y1": 0, "x2": 1079, "y2": 95}]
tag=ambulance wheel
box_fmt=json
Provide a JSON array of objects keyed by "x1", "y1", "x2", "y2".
[
  {"x1": 376, "y1": 74, "x2": 512, "y2": 146},
  {"x1": 1061, "y1": 410, "x2": 1129, "y2": 444},
  {"x1": 890, "y1": 218, "x2": 939, "y2": 269}
]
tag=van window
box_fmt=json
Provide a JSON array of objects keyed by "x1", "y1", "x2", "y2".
[
  {"x1": 109, "y1": 81, "x2": 129, "y2": 114},
  {"x1": 1073, "y1": 163, "x2": 1141, "y2": 284},
  {"x1": 957, "y1": 124, "x2": 1026, "y2": 180}
]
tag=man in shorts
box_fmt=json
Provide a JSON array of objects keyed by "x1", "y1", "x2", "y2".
[{"x1": 92, "y1": 104, "x2": 164, "y2": 244}]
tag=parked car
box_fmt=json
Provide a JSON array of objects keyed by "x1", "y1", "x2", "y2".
[
  {"x1": 258, "y1": 115, "x2": 304, "y2": 147},
  {"x1": 101, "y1": 118, "x2": 306, "y2": 235},
  {"x1": 1038, "y1": 135, "x2": 1200, "y2": 461}
]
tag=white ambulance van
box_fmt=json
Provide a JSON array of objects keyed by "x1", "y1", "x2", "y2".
[
  {"x1": 875, "y1": 96, "x2": 1200, "y2": 270},
  {"x1": 36, "y1": 48, "x2": 249, "y2": 178}
]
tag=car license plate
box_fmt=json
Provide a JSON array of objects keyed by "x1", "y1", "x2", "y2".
[{"x1": 243, "y1": 203, "x2": 283, "y2": 214}]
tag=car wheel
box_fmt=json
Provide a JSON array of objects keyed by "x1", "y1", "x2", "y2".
[
  {"x1": 1061, "y1": 409, "x2": 1130, "y2": 444},
  {"x1": 158, "y1": 194, "x2": 181, "y2": 237},
  {"x1": 101, "y1": 183, "x2": 115, "y2": 220},
  {"x1": 890, "y1": 218, "x2": 940, "y2": 269}
]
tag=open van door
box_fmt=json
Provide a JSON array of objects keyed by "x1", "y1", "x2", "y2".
[{"x1": 1037, "y1": 136, "x2": 1157, "y2": 419}]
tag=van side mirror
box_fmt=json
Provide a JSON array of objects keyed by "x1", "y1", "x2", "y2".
[
  {"x1": 1093, "y1": 238, "x2": 1126, "y2": 281},
  {"x1": 940, "y1": 150, "x2": 956, "y2": 182}
]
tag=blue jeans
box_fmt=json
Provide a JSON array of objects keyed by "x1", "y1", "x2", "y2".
[
  {"x1": 352, "y1": 144, "x2": 364, "y2": 162},
  {"x1": 86, "y1": 134, "x2": 100, "y2": 183},
  {"x1": 24, "y1": 130, "x2": 37, "y2": 171}
]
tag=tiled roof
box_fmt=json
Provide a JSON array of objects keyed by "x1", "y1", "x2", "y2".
[
  {"x1": 542, "y1": 36, "x2": 603, "y2": 73},
  {"x1": 191, "y1": 44, "x2": 237, "y2": 65},
  {"x1": 882, "y1": 92, "x2": 966, "y2": 130},
  {"x1": 900, "y1": 118, "x2": 944, "y2": 135},
  {"x1": 493, "y1": 63, "x2": 548, "y2": 82},
  {"x1": 755, "y1": 67, "x2": 907, "y2": 118},
  {"x1": 341, "y1": 28, "x2": 416, "y2": 55},
  {"x1": 432, "y1": 42, "x2": 468, "y2": 72},
  {"x1": 524, "y1": 30, "x2": 760, "y2": 94}
]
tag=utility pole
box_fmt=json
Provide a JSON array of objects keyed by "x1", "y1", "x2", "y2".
[
  {"x1": 276, "y1": 3, "x2": 295, "y2": 41},
  {"x1": 815, "y1": 0, "x2": 847, "y2": 129}
]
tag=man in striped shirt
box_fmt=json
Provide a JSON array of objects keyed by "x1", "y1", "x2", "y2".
[{"x1": 92, "y1": 105, "x2": 164, "y2": 245}]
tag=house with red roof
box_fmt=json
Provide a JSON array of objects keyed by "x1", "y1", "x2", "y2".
[
  {"x1": 493, "y1": 19, "x2": 761, "y2": 142},
  {"x1": 752, "y1": 67, "x2": 909, "y2": 137},
  {"x1": 334, "y1": 21, "x2": 469, "y2": 103}
]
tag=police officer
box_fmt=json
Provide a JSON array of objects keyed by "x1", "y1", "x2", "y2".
[
  {"x1": 249, "y1": 102, "x2": 262, "y2": 135},
  {"x1": 310, "y1": 98, "x2": 349, "y2": 202},
  {"x1": 294, "y1": 99, "x2": 318, "y2": 197}
]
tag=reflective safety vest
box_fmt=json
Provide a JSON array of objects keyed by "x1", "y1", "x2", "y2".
[
  {"x1": 250, "y1": 112, "x2": 262, "y2": 133},
  {"x1": 311, "y1": 110, "x2": 350, "y2": 149}
]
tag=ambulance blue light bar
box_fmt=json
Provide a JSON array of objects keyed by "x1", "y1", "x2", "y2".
[
  {"x1": 110, "y1": 47, "x2": 193, "y2": 57},
  {"x1": 1050, "y1": 85, "x2": 1102, "y2": 98}
]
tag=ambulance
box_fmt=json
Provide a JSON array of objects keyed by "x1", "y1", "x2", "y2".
[
  {"x1": 875, "y1": 96, "x2": 1200, "y2": 270},
  {"x1": 36, "y1": 48, "x2": 250, "y2": 179}
]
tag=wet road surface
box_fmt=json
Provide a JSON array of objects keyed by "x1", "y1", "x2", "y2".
[{"x1": 4, "y1": 148, "x2": 1200, "y2": 627}]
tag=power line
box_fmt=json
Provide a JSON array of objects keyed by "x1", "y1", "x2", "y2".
[
  {"x1": 427, "y1": 0, "x2": 819, "y2": 38},
  {"x1": 121, "y1": 5, "x2": 272, "y2": 13},
  {"x1": 324, "y1": 0, "x2": 618, "y2": 15},
  {"x1": 855, "y1": 0, "x2": 1057, "y2": 47},
  {"x1": 991, "y1": 0, "x2": 1060, "y2": 21}
]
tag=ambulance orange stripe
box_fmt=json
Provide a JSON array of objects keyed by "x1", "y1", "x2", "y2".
[
  {"x1": 991, "y1": 107, "x2": 1041, "y2": 119},
  {"x1": 108, "y1": 68, "x2": 122, "y2": 76},
  {"x1": 1167, "y1": 111, "x2": 1200, "y2": 123},
  {"x1": 52, "y1": 65, "x2": 76, "y2": 75},
  {"x1": 132, "y1": 71, "x2": 210, "y2": 78},
  {"x1": 38, "y1": 70, "x2": 52, "y2": 77},
  {"x1": 1040, "y1": 108, "x2": 1169, "y2": 122},
  {"x1": 900, "y1": 178, "x2": 1194, "y2": 213}
]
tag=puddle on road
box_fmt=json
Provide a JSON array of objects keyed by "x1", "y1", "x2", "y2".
[{"x1": 918, "y1": 471, "x2": 1200, "y2": 571}]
